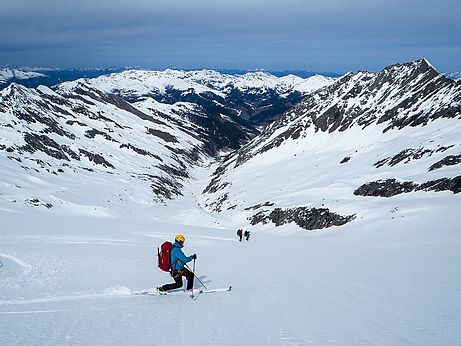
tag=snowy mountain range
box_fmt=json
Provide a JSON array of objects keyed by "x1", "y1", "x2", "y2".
[
  {"x1": 0, "y1": 70, "x2": 333, "y2": 214},
  {"x1": 1, "y1": 60, "x2": 459, "y2": 226},
  {"x1": 57, "y1": 69, "x2": 335, "y2": 125},
  {"x1": 1, "y1": 59, "x2": 461, "y2": 345},
  {"x1": 0, "y1": 66, "x2": 338, "y2": 90}
]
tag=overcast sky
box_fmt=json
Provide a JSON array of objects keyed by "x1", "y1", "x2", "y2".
[{"x1": 0, "y1": 0, "x2": 460, "y2": 73}]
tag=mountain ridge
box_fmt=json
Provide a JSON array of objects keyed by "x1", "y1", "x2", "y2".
[
  {"x1": 200, "y1": 58, "x2": 461, "y2": 230},
  {"x1": 0, "y1": 66, "x2": 338, "y2": 90},
  {"x1": 232, "y1": 59, "x2": 460, "y2": 167}
]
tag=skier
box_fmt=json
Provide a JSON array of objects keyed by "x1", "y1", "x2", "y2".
[
  {"x1": 237, "y1": 228, "x2": 243, "y2": 242},
  {"x1": 244, "y1": 230, "x2": 250, "y2": 241},
  {"x1": 157, "y1": 234, "x2": 197, "y2": 292}
]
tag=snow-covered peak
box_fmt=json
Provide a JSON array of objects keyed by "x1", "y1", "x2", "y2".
[
  {"x1": 287, "y1": 74, "x2": 336, "y2": 93},
  {"x1": 421, "y1": 57, "x2": 437, "y2": 71},
  {"x1": 0, "y1": 82, "x2": 45, "y2": 105},
  {"x1": 380, "y1": 58, "x2": 438, "y2": 81}
]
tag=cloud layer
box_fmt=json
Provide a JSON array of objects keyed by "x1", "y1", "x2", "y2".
[{"x1": 1, "y1": 0, "x2": 460, "y2": 72}]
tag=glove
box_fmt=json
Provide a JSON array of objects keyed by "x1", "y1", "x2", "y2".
[{"x1": 191, "y1": 254, "x2": 197, "y2": 260}]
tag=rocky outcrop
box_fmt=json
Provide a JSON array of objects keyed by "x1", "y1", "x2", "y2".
[
  {"x1": 354, "y1": 179, "x2": 418, "y2": 197},
  {"x1": 374, "y1": 145, "x2": 454, "y2": 168},
  {"x1": 250, "y1": 207, "x2": 356, "y2": 230},
  {"x1": 78, "y1": 149, "x2": 114, "y2": 169},
  {"x1": 429, "y1": 154, "x2": 461, "y2": 171},
  {"x1": 354, "y1": 176, "x2": 461, "y2": 197},
  {"x1": 244, "y1": 201, "x2": 274, "y2": 211},
  {"x1": 417, "y1": 176, "x2": 461, "y2": 194},
  {"x1": 147, "y1": 128, "x2": 178, "y2": 143},
  {"x1": 119, "y1": 143, "x2": 163, "y2": 161},
  {"x1": 25, "y1": 198, "x2": 53, "y2": 209},
  {"x1": 22, "y1": 133, "x2": 79, "y2": 161}
]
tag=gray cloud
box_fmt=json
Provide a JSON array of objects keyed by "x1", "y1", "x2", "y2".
[{"x1": 0, "y1": 0, "x2": 460, "y2": 72}]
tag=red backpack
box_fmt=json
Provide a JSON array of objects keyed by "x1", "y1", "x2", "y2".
[{"x1": 158, "y1": 241, "x2": 173, "y2": 272}]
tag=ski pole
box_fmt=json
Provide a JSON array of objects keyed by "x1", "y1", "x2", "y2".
[
  {"x1": 186, "y1": 262, "x2": 207, "y2": 289},
  {"x1": 191, "y1": 258, "x2": 196, "y2": 296}
]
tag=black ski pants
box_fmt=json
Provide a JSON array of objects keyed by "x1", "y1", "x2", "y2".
[{"x1": 161, "y1": 268, "x2": 194, "y2": 291}]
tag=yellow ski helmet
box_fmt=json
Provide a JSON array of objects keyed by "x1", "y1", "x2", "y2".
[{"x1": 175, "y1": 234, "x2": 185, "y2": 243}]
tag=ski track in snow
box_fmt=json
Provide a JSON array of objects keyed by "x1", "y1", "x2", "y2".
[
  {"x1": 0, "y1": 289, "x2": 132, "y2": 306},
  {"x1": 0, "y1": 252, "x2": 33, "y2": 275},
  {"x1": 0, "y1": 309, "x2": 71, "y2": 315}
]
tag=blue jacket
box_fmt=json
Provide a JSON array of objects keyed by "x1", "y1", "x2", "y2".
[{"x1": 170, "y1": 241, "x2": 193, "y2": 270}]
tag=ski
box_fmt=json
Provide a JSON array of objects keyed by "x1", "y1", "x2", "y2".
[
  {"x1": 190, "y1": 286, "x2": 232, "y2": 299},
  {"x1": 198, "y1": 286, "x2": 232, "y2": 294},
  {"x1": 134, "y1": 286, "x2": 232, "y2": 297}
]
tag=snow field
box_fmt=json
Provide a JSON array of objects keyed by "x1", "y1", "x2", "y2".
[
  {"x1": 201, "y1": 115, "x2": 461, "y2": 228},
  {"x1": 1, "y1": 199, "x2": 460, "y2": 345}
]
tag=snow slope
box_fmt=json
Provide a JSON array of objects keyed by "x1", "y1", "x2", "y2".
[
  {"x1": 0, "y1": 82, "x2": 206, "y2": 211},
  {"x1": 0, "y1": 166, "x2": 460, "y2": 345}
]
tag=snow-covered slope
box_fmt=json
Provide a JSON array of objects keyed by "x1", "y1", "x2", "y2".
[
  {"x1": 201, "y1": 59, "x2": 461, "y2": 231},
  {"x1": 1, "y1": 201, "x2": 460, "y2": 345},
  {"x1": 0, "y1": 82, "x2": 210, "y2": 215}
]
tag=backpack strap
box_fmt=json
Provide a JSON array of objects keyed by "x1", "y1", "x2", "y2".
[{"x1": 170, "y1": 246, "x2": 178, "y2": 271}]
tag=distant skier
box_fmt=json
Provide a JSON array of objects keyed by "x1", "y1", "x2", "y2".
[
  {"x1": 244, "y1": 230, "x2": 250, "y2": 241},
  {"x1": 237, "y1": 228, "x2": 243, "y2": 242},
  {"x1": 157, "y1": 234, "x2": 197, "y2": 292}
]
